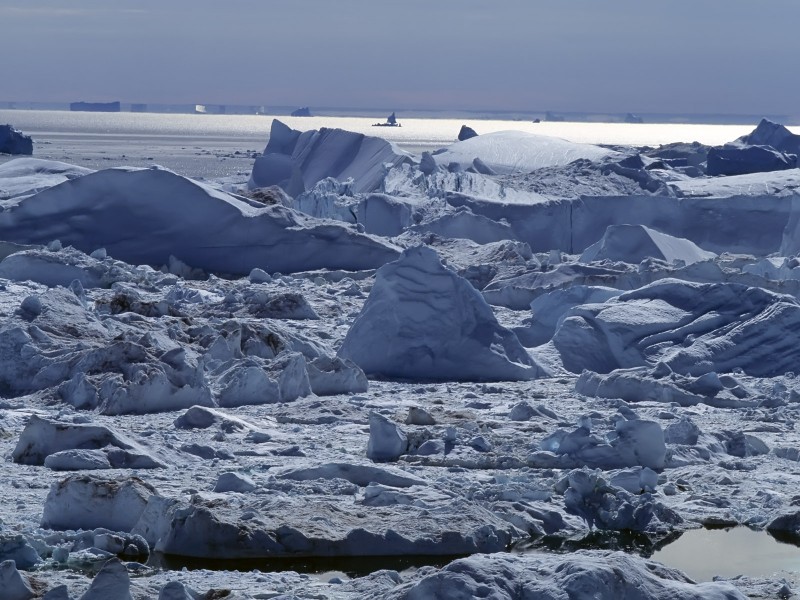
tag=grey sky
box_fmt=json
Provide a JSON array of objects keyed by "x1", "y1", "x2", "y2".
[{"x1": 2, "y1": 0, "x2": 798, "y2": 115}]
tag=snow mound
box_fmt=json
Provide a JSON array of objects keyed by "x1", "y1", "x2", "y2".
[
  {"x1": 338, "y1": 246, "x2": 544, "y2": 381},
  {"x1": 0, "y1": 125, "x2": 33, "y2": 156},
  {"x1": 385, "y1": 550, "x2": 745, "y2": 599},
  {"x1": 553, "y1": 278, "x2": 800, "y2": 376},
  {"x1": 249, "y1": 119, "x2": 414, "y2": 196},
  {"x1": 0, "y1": 166, "x2": 400, "y2": 275},
  {"x1": 431, "y1": 130, "x2": 616, "y2": 174},
  {"x1": 277, "y1": 461, "x2": 425, "y2": 488},
  {"x1": 0, "y1": 158, "x2": 92, "y2": 201},
  {"x1": 580, "y1": 224, "x2": 716, "y2": 265}
]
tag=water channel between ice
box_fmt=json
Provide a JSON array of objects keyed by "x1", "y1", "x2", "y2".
[{"x1": 144, "y1": 527, "x2": 800, "y2": 583}]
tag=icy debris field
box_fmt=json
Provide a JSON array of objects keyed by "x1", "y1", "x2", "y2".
[{"x1": 2, "y1": 118, "x2": 800, "y2": 598}]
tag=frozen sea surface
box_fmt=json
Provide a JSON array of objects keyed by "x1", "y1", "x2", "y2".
[{"x1": 4, "y1": 115, "x2": 800, "y2": 599}]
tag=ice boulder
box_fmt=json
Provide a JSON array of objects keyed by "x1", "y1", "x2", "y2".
[
  {"x1": 79, "y1": 558, "x2": 132, "y2": 600},
  {"x1": 249, "y1": 119, "x2": 414, "y2": 196},
  {"x1": 367, "y1": 412, "x2": 408, "y2": 462},
  {"x1": 0, "y1": 158, "x2": 92, "y2": 201},
  {"x1": 431, "y1": 130, "x2": 615, "y2": 174},
  {"x1": 0, "y1": 560, "x2": 34, "y2": 600},
  {"x1": 158, "y1": 581, "x2": 196, "y2": 600},
  {"x1": 41, "y1": 475, "x2": 156, "y2": 532},
  {"x1": 43, "y1": 449, "x2": 113, "y2": 471},
  {"x1": 0, "y1": 125, "x2": 33, "y2": 155},
  {"x1": 306, "y1": 355, "x2": 368, "y2": 396},
  {"x1": 579, "y1": 224, "x2": 716, "y2": 265},
  {"x1": 0, "y1": 166, "x2": 400, "y2": 275},
  {"x1": 214, "y1": 472, "x2": 257, "y2": 493},
  {"x1": 215, "y1": 352, "x2": 311, "y2": 407},
  {"x1": 0, "y1": 535, "x2": 40, "y2": 570},
  {"x1": 338, "y1": 246, "x2": 544, "y2": 381}
]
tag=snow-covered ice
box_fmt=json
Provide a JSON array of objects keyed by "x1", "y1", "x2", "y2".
[{"x1": 2, "y1": 117, "x2": 800, "y2": 598}]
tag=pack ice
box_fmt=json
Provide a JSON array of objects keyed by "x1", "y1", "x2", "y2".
[{"x1": 0, "y1": 118, "x2": 799, "y2": 599}]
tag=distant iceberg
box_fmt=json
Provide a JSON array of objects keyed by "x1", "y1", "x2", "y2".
[{"x1": 249, "y1": 119, "x2": 414, "y2": 196}]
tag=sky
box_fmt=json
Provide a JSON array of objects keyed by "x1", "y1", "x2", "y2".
[{"x1": 2, "y1": 0, "x2": 799, "y2": 117}]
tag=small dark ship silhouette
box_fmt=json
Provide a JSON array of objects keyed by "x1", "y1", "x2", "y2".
[{"x1": 373, "y1": 112, "x2": 401, "y2": 127}]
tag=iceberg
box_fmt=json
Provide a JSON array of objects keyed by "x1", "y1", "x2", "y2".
[
  {"x1": 430, "y1": 130, "x2": 616, "y2": 174},
  {"x1": 580, "y1": 224, "x2": 716, "y2": 265},
  {"x1": 338, "y1": 246, "x2": 544, "y2": 381},
  {"x1": 0, "y1": 165, "x2": 400, "y2": 274},
  {"x1": 249, "y1": 119, "x2": 414, "y2": 196},
  {"x1": 0, "y1": 125, "x2": 33, "y2": 156}
]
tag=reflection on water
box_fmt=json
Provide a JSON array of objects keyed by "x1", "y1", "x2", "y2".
[
  {"x1": 650, "y1": 526, "x2": 800, "y2": 581},
  {"x1": 147, "y1": 552, "x2": 466, "y2": 581},
  {"x1": 514, "y1": 529, "x2": 679, "y2": 559},
  {"x1": 518, "y1": 526, "x2": 800, "y2": 582}
]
